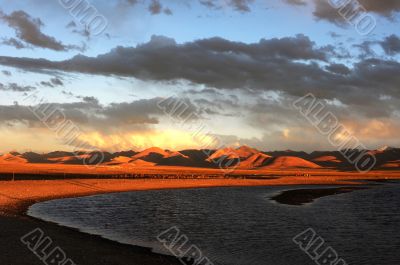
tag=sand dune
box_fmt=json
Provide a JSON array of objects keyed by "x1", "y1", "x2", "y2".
[
  {"x1": 207, "y1": 145, "x2": 259, "y2": 162},
  {"x1": 104, "y1": 156, "x2": 134, "y2": 166},
  {"x1": 380, "y1": 160, "x2": 400, "y2": 169},
  {"x1": 131, "y1": 147, "x2": 189, "y2": 163},
  {"x1": 128, "y1": 159, "x2": 157, "y2": 167},
  {"x1": 47, "y1": 154, "x2": 93, "y2": 164},
  {"x1": 0, "y1": 152, "x2": 28, "y2": 164},
  {"x1": 312, "y1": 156, "x2": 342, "y2": 163},
  {"x1": 237, "y1": 153, "x2": 272, "y2": 169},
  {"x1": 131, "y1": 147, "x2": 171, "y2": 160},
  {"x1": 262, "y1": 156, "x2": 321, "y2": 169},
  {"x1": 1, "y1": 146, "x2": 400, "y2": 170}
]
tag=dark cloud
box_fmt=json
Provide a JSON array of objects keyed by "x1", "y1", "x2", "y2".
[
  {"x1": 358, "y1": 0, "x2": 400, "y2": 16},
  {"x1": 325, "y1": 63, "x2": 351, "y2": 75},
  {"x1": 66, "y1": 21, "x2": 77, "y2": 29},
  {"x1": 353, "y1": 40, "x2": 377, "y2": 58},
  {"x1": 328, "y1": 31, "x2": 342, "y2": 38},
  {"x1": 80, "y1": 96, "x2": 99, "y2": 105},
  {"x1": 149, "y1": 0, "x2": 162, "y2": 15},
  {"x1": 2, "y1": 70, "x2": 12, "y2": 76},
  {"x1": 0, "y1": 96, "x2": 201, "y2": 132},
  {"x1": 0, "y1": 34, "x2": 329, "y2": 76},
  {"x1": 0, "y1": 35, "x2": 399, "y2": 119},
  {"x1": 230, "y1": 0, "x2": 254, "y2": 12},
  {"x1": 0, "y1": 101, "x2": 94, "y2": 127},
  {"x1": 0, "y1": 10, "x2": 84, "y2": 51},
  {"x1": 50, "y1": 77, "x2": 64, "y2": 86},
  {"x1": 122, "y1": 0, "x2": 138, "y2": 5},
  {"x1": 0, "y1": 83, "x2": 36, "y2": 92},
  {"x1": 312, "y1": 0, "x2": 349, "y2": 25},
  {"x1": 199, "y1": 0, "x2": 217, "y2": 9},
  {"x1": 61, "y1": 90, "x2": 74, "y2": 98},
  {"x1": 285, "y1": 0, "x2": 306, "y2": 6},
  {"x1": 1, "y1": 37, "x2": 29, "y2": 49},
  {"x1": 164, "y1": 8, "x2": 173, "y2": 15},
  {"x1": 352, "y1": 35, "x2": 400, "y2": 57},
  {"x1": 194, "y1": 34, "x2": 329, "y2": 60},
  {"x1": 40, "y1": 77, "x2": 64, "y2": 87},
  {"x1": 72, "y1": 28, "x2": 91, "y2": 40},
  {"x1": 285, "y1": 0, "x2": 400, "y2": 24},
  {"x1": 200, "y1": 0, "x2": 254, "y2": 12},
  {"x1": 193, "y1": 97, "x2": 239, "y2": 116},
  {"x1": 380, "y1": 35, "x2": 400, "y2": 55}
]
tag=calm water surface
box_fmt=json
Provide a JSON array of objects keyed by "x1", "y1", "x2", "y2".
[{"x1": 28, "y1": 182, "x2": 400, "y2": 265}]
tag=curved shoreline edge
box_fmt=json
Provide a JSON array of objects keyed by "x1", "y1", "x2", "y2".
[
  {"x1": 0, "y1": 177, "x2": 364, "y2": 217},
  {"x1": 0, "y1": 177, "x2": 399, "y2": 265},
  {"x1": 270, "y1": 186, "x2": 369, "y2": 205}
]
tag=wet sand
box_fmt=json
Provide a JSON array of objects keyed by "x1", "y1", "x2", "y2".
[
  {"x1": 0, "y1": 215, "x2": 184, "y2": 265},
  {"x1": 1, "y1": 176, "x2": 400, "y2": 265}
]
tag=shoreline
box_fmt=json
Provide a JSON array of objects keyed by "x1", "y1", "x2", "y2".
[
  {"x1": 270, "y1": 186, "x2": 369, "y2": 205},
  {"x1": 1, "y1": 176, "x2": 400, "y2": 265},
  {"x1": 0, "y1": 176, "x2": 378, "y2": 217}
]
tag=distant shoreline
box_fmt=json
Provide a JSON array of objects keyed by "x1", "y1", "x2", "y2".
[
  {"x1": 270, "y1": 186, "x2": 369, "y2": 205},
  {"x1": 0, "y1": 177, "x2": 372, "y2": 217},
  {"x1": 1, "y1": 175, "x2": 400, "y2": 217}
]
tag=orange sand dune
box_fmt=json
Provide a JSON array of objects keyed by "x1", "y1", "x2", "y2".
[
  {"x1": 127, "y1": 159, "x2": 156, "y2": 167},
  {"x1": 381, "y1": 160, "x2": 400, "y2": 168},
  {"x1": 132, "y1": 147, "x2": 188, "y2": 160},
  {"x1": 207, "y1": 145, "x2": 259, "y2": 161},
  {"x1": 263, "y1": 156, "x2": 321, "y2": 169},
  {"x1": 312, "y1": 156, "x2": 342, "y2": 163},
  {"x1": 2, "y1": 146, "x2": 400, "y2": 171},
  {"x1": 104, "y1": 156, "x2": 134, "y2": 166},
  {"x1": 47, "y1": 154, "x2": 91, "y2": 163},
  {"x1": 237, "y1": 153, "x2": 272, "y2": 168},
  {"x1": 132, "y1": 147, "x2": 170, "y2": 158},
  {"x1": 0, "y1": 153, "x2": 28, "y2": 164}
]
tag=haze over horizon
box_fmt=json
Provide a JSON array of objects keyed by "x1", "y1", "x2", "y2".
[
  {"x1": 1, "y1": 144, "x2": 398, "y2": 155},
  {"x1": 0, "y1": 0, "x2": 399, "y2": 153}
]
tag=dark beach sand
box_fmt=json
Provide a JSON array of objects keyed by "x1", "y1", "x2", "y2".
[
  {"x1": 271, "y1": 186, "x2": 368, "y2": 205},
  {"x1": 0, "y1": 215, "x2": 182, "y2": 265}
]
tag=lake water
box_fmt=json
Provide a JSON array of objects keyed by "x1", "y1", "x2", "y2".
[{"x1": 28, "y1": 181, "x2": 400, "y2": 265}]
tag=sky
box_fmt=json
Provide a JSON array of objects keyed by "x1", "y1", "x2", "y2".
[{"x1": 0, "y1": 0, "x2": 399, "y2": 153}]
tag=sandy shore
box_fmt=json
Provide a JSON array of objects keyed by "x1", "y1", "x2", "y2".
[
  {"x1": 0, "y1": 177, "x2": 375, "y2": 216},
  {"x1": 1, "y1": 175, "x2": 400, "y2": 265}
]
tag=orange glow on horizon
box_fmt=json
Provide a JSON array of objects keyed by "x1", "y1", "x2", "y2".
[{"x1": 76, "y1": 129, "x2": 219, "y2": 151}]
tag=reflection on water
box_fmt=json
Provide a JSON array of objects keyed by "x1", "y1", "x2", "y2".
[{"x1": 28, "y1": 182, "x2": 400, "y2": 265}]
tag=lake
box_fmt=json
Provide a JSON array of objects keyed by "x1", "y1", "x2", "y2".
[{"x1": 28, "y1": 181, "x2": 400, "y2": 265}]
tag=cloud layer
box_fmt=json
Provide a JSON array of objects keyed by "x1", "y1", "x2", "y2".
[
  {"x1": 0, "y1": 9, "x2": 84, "y2": 51},
  {"x1": 0, "y1": 34, "x2": 399, "y2": 119},
  {"x1": 286, "y1": 0, "x2": 400, "y2": 24}
]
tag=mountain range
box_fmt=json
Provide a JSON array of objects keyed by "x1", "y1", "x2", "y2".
[{"x1": 1, "y1": 146, "x2": 399, "y2": 170}]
